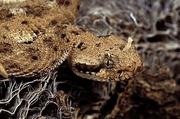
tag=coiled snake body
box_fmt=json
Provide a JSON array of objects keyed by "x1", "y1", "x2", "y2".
[{"x1": 0, "y1": 0, "x2": 142, "y2": 81}]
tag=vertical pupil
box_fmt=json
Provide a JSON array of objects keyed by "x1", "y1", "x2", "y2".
[
  {"x1": 104, "y1": 59, "x2": 113, "y2": 69},
  {"x1": 106, "y1": 60, "x2": 110, "y2": 66}
]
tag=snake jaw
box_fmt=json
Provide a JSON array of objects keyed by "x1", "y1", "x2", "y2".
[
  {"x1": 70, "y1": 63, "x2": 134, "y2": 82},
  {"x1": 0, "y1": 63, "x2": 8, "y2": 78}
]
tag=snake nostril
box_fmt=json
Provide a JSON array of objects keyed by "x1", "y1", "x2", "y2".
[
  {"x1": 117, "y1": 70, "x2": 122, "y2": 74},
  {"x1": 136, "y1": 66, "x2": 143, "y2": 72}
]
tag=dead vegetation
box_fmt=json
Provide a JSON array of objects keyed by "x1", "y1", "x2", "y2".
[{"x1": 0, "y1": 0, "x2": 180, "y2": 118}]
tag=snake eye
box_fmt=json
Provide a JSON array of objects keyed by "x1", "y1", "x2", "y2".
[
  {"x1": 103, "y1": 52, "x2": 120, "y2": 69},
  {"x1": 104, "y1": 52, "x2": 114, "y2": 69},
  {"x1": 104, "y1": 58, "x2": 113, "y2": 69}
]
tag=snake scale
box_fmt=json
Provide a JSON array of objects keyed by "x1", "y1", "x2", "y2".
[{"x1": 0, "y1": 0, "x2": 142, "y2": 81}]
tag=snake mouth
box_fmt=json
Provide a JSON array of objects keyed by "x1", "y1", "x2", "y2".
[
  {"x1": 74, "y1": 63, "x2": 134, "y2": 82},
  {"x1": 75, "y1": 63, "x2": 101, "y2": 75}
]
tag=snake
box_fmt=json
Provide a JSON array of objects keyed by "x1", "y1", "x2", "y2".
[{"x1": 0, "y1": 0, "x2": 142, "y2": 82}]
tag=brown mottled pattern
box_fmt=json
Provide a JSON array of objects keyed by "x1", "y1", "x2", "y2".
[
  {"x1": 0, "y1": 0, "x2": 142, "y2": 81},
  {"x1": 0, "y1": 0, "x2": 81, "y2": 77}
]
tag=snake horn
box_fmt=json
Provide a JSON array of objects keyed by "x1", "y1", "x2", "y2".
[{"x1": 123, "y1": 37, "x2": 134, "y2": 51}]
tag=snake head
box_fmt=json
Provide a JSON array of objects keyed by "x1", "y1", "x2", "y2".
[{"x1": 68, "y1": 29, "x2": 143, "y2": 82}]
